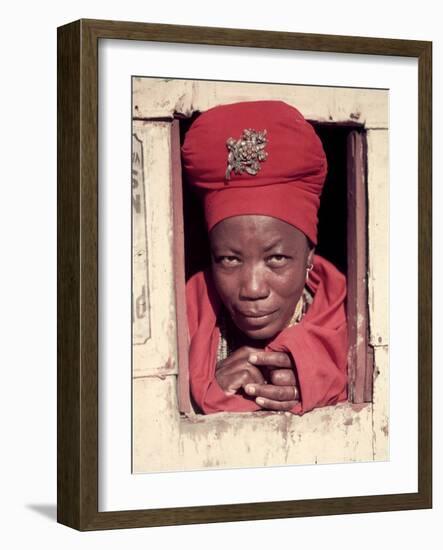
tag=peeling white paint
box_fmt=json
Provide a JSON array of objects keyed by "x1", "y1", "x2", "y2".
[
  {"x1": 132, "y1": 79, "x2": 389, "y2": 472},
  {"x1": 133, "y1": 78, "x2": 388, "y2": 129}
]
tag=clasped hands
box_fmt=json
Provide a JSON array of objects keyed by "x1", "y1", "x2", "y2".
[{"x1": 216, "y1": 346, "x2": 299, "y2": 412}]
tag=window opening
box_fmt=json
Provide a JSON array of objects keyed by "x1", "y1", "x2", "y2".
[{"x1": 176, "y1": 116, "x2": 372, "y2": 413}]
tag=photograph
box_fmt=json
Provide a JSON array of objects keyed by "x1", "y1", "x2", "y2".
[
  {"x1": 2, "y1": 0, "x2": 438, "y2": 541},
  {"x1": 132, "y1": 77, "x2": 389, "y2": 473},
  {"x1": 56, "y1": 15, "x2": 432, "y2": 531}
]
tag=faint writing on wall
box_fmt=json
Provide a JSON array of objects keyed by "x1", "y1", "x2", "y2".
[{"x1": 132, "y1": 134, "x2": 151, "y2": 344}]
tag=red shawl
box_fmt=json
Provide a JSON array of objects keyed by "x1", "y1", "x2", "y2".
[{"x1": 186, "y1": 254, "x2": 348, "y2": 415}]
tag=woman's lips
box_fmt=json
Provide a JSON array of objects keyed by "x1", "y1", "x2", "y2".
[{"x1": 236, "y1": 309, "x2": 278, "y2": 324}]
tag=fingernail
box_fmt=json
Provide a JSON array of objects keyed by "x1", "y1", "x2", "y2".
[
  {"x1": 256, "y1": 398, "x2": 265, "y2": 406},
  {"x1": 245, "y1": 384, "x2": 255, "y2": 395},
  {"x1": 249, "y1": 354, "x2": 258, "y2": 363}
]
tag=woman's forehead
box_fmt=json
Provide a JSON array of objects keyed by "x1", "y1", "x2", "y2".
[{"x1": 210, "y1": 215, "x2": 307, "y2": 248}]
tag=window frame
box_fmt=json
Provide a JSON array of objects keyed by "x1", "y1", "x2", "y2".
[
  {"x1": 174, "y1": 118, "x2": 373, "y2": 413},
  {"x1": 130, "y1": 78, "x2": 389, "y2": 474}
]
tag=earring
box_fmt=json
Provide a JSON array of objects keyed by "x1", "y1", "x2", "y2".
[{"x1": 305, "y1": 263, "x2": 313, "y2": 283}]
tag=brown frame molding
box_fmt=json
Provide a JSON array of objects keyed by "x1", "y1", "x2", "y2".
[{"x1": 57, "y1": 18, "x2": 432, "y2": 530}]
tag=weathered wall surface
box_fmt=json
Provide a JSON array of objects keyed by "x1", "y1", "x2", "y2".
[{"x1": 132, "y1": 79, "x2": 389, "y2": 473}]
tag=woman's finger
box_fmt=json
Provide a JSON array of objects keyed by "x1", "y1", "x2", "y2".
[
  {"x1": 248, "y1": 351, "x2": 292, "y2": 369},
  {"x1": 224, "y1": 370, "x2": 258, "y2": 395},
  {"x1": 220, "y1": 365, "x2": 266, "y2": 395},
  {"x1": 218, "y1": 360, "x2": 265, "y2": 383},
  {"x1": 270, "y1": 368, "x2": 296, "y2": 386},
  {"x1": 243, "y1": 364, "x2": 266, "y2": 384},
  {"x1": 255, "y1": 396, "x2": 298, "y2": 411},
  {"x1": 244, "y1": 383, "x2": 298, "y2": 401}
]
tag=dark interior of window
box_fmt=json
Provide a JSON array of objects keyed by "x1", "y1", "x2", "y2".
[{"x1": 180, "y1": 117, "x2": 352, "y2": 280}]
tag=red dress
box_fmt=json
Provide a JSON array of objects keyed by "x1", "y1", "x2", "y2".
[{"x1": 186, "y1": 255, "x2": 348, "y2": 415}]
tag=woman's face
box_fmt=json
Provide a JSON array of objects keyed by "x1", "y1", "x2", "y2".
[{"x1": 210, "y1": 215, "x2": 313, "y2": 341}]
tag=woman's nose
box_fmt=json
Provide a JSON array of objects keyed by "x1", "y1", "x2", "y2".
[{"x1": 239, "y1": 264, "x2": 269, "y2": 300}]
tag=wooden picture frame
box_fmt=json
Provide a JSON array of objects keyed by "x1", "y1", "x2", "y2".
[{"x1": 57, "y1": 18, "x2": 432, "y2": 530}]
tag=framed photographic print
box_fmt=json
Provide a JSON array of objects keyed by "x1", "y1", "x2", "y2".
[{"x1": 57, "y1": 19, "x2": 432, "y2": 530}]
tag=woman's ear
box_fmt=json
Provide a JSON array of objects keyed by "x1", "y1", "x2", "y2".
[
  {"x1": 305, "y1": 246, "x2": 315, "y2": 283},
  {"x1": 307, "y1": 247, "x2": 315, "y2": 267}
]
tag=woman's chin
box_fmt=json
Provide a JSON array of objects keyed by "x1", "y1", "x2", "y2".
[
  {"x1": 235, "y1": 322, "x2": 280, "y2": 342},
  {"x1": 231, "y1": 310, "x2": 291, "y2": 342}
]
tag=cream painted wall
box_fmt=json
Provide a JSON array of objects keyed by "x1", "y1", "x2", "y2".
[{"x1": 132, "y1": 79, "x2": 389, "y2": 472}]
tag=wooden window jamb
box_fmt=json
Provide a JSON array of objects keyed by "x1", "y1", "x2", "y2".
[
  {"x1": 171, "y1": 119, "x2": 193, "y2": 413},
  {"x1": 346, "y1": 129, "x2": 373, "y2": 403}
]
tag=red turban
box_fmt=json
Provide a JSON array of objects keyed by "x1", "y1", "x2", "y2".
[{"x1": 181, "y1": 100, "x2": 327, "y2": 245}]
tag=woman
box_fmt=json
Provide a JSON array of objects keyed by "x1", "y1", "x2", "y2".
[{"x1": 182, "y1": 100, "x2": 348, "y2": 415}]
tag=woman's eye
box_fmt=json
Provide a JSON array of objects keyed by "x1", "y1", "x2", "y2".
[
  {"x1": 217, "y1": 256, "x2": 241, "y2": 266},
  {"x1": 267, "y1": 255, "x2": 289, "y2": 266}
]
